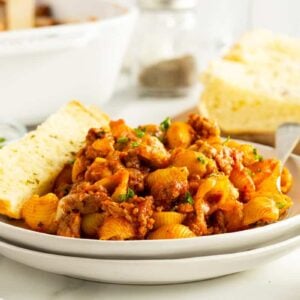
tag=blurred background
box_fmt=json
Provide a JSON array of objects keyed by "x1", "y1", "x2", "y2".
[
  {"x1": 111, "y1": 0, "x2": 300, "y2": 124},
  {"x1": 126, "y1": 0, "x2": 300, "y2": 35},
  {"x1": 1, "y1": 0, "x2": 300, "y2": 133}
]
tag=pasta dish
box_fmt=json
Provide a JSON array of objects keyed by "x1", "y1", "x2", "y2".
[{"x1": 21, "y1": 114, "x2": 293, "y2": 240}]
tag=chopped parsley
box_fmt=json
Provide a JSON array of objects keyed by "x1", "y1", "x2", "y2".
[
  {"x1": 197, "y1": 155, "x2": 206, "y2": 164},
  {"x1": 117, "y1": 136, "x2": 129, "y2": 144},
  {"x1": 277, "y1": 202, "x2": 286, "y2": 209},
  {"x1": 134, "y1": 128, "x2": 145, "y2": 138},
  {"x1": 253, "y1": 148, "x2": 263, "y2": 162},
  {"x1": 119, "y1": 188, "x2": 135, "y2": 202},
  {"x1": 223, "y1": 136, "x2": 231, "y2": 144},
  {"x1": 160, "y1": 117, "x2": 171, "y2": 131},
  {"x1": 0, "y1": 137, "x2": 6, "y2": 149},
  {"x1": 246, "y1": 169, "x2": 254, "y2": 177},
  {"x1": 131, "y1": 141, "x2": 139, "y2": 148},
  {"x1": 184, "y1": 192, "x2": 194, "y2": 205},
  {"x1": 25, "y1": 179, "x2": 35, "y2": 185}
]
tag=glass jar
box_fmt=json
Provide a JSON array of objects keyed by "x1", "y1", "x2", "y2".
[{"x1": 133, "y1": 0, "x2": 200, "y2": 97}]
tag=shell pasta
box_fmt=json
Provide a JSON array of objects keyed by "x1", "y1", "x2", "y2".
[{"x1": 21, "y1": 114, "x2": 293, "y2": 240}]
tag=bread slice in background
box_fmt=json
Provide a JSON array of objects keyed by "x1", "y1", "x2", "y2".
[
  {"x1": 224, "y1": 30, "x2": 300, "y2": 65},
  {"x1": 0, "y1": 101, "x2": 109, "y2": 219},
  {"x1": 200, "y1": 30, "x2": 300, "y2": 136},
  {"x1": 4, "y1": 0, "x2": 35, "y2": 30}
]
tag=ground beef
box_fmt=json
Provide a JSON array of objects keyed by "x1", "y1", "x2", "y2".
[{"x1": 188, "y1": 113, "x2": 220, "y2": 139}]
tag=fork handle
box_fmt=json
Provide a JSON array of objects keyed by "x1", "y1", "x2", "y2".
[{"x1": 275, "y1": 123, "x2": 300, "y2": 166}]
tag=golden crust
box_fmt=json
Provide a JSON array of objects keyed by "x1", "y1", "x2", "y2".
[
  {"x1": 0, "y1": 101, "x2": 109, "y2": 219},
  {"x1": 0, "y1": 199, "x2": 17, "y2": 219}
]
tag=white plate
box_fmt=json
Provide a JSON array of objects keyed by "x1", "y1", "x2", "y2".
[
  {"x1": 0, "y1": 234, "x2": 299, "y2": 285},
  {"x1": 0, "y1": 143, "x2": 300, "y2": 259}
]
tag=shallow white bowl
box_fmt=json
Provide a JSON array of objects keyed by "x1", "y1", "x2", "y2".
[
  {"x1": 0, "y1": 142, "x2": 299, "y2": 259},
  {"x1": 0, "y1": 0, "x2": 137, "y2": 124},
  {"x1": 0, "y1": 233, "x2": 299, "y2": 285}
]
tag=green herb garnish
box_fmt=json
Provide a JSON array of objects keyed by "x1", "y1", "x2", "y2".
[
  {"x1": 131, "y1": 141, "x2": 139, "y2": 148},
  {"x1": 184, "y1": 192, "x2": 194, "y2": 205},
  {"x1": 25, "y1": 179, "x2": 35, "y2": 185},
  {"x1": 277, "y1": 202, "x2": 286, "y2": 209},
  {"x1": 160, "y1": 117, "x2": 171, "y2": 131},
  {"x1": 0, "y1": 137, "x2": 6, "y2": 148},
  {"x1": 117, "y1": 136, "x2": 129, "y2": 144},
  {"x1": 119, "y1": 188, "x2": 135, "y2": 202},
  {"x1": 223, "y1": 136, "x2": 231, "y2": 144},
  {"x1": 246, "y1": 169, "x2": 254, "y2": 177},
  {"x1": 253, "y1": 148, "x2": 263, "y2": 161},
  {"x1": 134, "y1": 128, "x2": 145, "y2": 138},
  {"x1": 197, "y1": 155, "x2": 206, "y2": 164}
]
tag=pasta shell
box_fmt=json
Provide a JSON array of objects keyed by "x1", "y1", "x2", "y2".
[
  {"x1": 278, "y1": 195, "x2": 293, "y2": 215},
  {"x1": 137, "y1": 135, "x2": 170, "y2": 168},
  {"x1": 146, "y1": 167, "x2": 189, "y2": 203},
  {"x1": 280, "y1": 167, "x2": 293, "y2": 194},
  {"x1": 240, "y1": 144, "x2": 260, "y2": 166},
  {"x1": 148, "y1": 224, "x2": 196, "y2": 240},
  {"x1": 81, "y1": 213, "x2": 105, "y2": 237},
  {"x1": 92, "y1": 138, "x2": 114, "y2": 155},
  {"x1": 21, "y1": 193, "x2": 59, "y2": 233},
  {"x1": 243, "y1": 196, "x2": 279, "y2": 226},
  {"x1": 249, "y1": 159, "x2": 280, "y2": 192},
  {"x1": 72, "y1": 157, "x2": 85, "y2": 182},
  {"x1": 254, "y1": 192, "x2": 293, "y2": 216},
  {"x1": 165, "y1": 122, "x2": 194, "y2": 149},
  {"x1": 171, "y1": 148, "x2": 217, "y2": 177},
  {"x1": 111, "y1": 169, "x2": 130, "y2": 201},
  {"x1": 153, "y1": 212, "x2": 186, "y2": 229},
  {"x1": 195, "y1": 175, "x2": 239, "y2": 215},
  {"x1": 229, "y1": 167, "x2": 255, "y2": 199},
  {"x1": 97, "y1": 169, "x2": 129, "y2": 201},
  {"x1": 99, "y1": 216, "x2": 135, "y2": 240}
]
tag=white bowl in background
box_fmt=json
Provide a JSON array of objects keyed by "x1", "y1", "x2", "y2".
[{"x1": 0, "y1": 0, "x2": 137, "y2": 125}]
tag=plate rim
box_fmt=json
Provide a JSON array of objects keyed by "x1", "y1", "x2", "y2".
[{"x1": 0, "y1": 233, "x2": 300, "y2": 263}]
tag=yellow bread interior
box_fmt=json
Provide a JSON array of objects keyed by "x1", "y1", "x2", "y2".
[
  {"x1": 0, "y1": 101, "x2": 109, "y2": 219},
  {"x1": 200, "y1": 30, "x2": 300, "y2": 134},
  {"x1": 225, "y1": 29, "x2": 300, "y2": 64}
]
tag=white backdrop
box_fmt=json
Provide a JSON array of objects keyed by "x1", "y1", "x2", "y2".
[
  {"x1": 127, "y1": 0, "x2": 300, "y2": 37},
  {"x1": 252, "y1": 0, "x2": 300, "y2": 36}
]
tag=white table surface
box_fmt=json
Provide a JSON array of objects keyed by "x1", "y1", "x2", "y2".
[
  {"x1": 1, "y1": 82, "x2": 300, "y2": 300},
  {"x1": 0, "y1": 248, "x2": 299, "y2": 300}
]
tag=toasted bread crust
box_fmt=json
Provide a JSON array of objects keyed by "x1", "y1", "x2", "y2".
[{"x1": 0, "y1": 101, "x2": 109, "y2": 219}]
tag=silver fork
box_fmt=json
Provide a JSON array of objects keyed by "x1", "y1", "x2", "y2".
[{"x1": 275, "y1": 123, "x2": 300, "y2": 190}]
